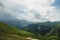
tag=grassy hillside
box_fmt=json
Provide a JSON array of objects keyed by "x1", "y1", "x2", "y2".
[
  {"x1": 0, "y1": 22, "x2": 60, "y2": 40},
  {"x1": 0, "y1": 22, "x2": 36, "y2": 40}
]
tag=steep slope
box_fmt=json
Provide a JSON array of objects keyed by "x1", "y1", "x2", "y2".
[
  {"x1": 0, "y1": 22, "x2": 36, "y2": 40},
  {"x1": 24, "y1": 21, "x2": 60, "y2": 36},
  {"x1": 24, "y1": 21, "x2": 60, "y2": 40},
  {"x1": 25, "y1": 21, "x2": 54, "y2": 36}
]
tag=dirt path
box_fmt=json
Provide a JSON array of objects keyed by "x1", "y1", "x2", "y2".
[{"x1": 26, "y1": 37, "x2": 38, "y2": 40}]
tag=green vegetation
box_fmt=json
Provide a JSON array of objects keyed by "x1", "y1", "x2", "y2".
[
  {"x1": 0, "y1": 22, "x2": 36, "y2": 40},
  {"x1": 0, "y1": 21, "x2": 60, "y2": 40},
  {"x1": 24, "y1": 21, "x2": 60, "y2": 40}
]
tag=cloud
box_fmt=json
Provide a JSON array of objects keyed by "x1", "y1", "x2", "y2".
[{"x1": 0, "y1": 0, "x2": 60, "y2": 22}]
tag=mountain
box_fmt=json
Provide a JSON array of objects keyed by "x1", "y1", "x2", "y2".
[
  {"x1": 0, "y1": 22, "x2": 59, "y2": 40},
  {"x1": 24, "y1": 21, "x2": 53, "y2": 36},
  {"x1": 0, "y1": 19, "x2": 31, "y2": 29},
  {"x1": 0, "y1": 22, "x2": 38, "y2": 40},
  {"x1": 24, "y1": 21, "x2": 60, "y2": 37}
]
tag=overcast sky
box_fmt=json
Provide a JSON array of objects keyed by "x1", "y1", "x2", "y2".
[{"x1": 0, "y1": 0, "x2": 60, "y2": 22}]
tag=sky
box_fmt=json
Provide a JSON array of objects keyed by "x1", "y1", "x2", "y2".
[{"x1": 0, "y1": 0, "x2": 60, "y2": 22}]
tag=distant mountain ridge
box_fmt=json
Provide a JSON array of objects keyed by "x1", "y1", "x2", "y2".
[
  {"x1": 24, "y1": 21, "x2": 60, "y2": 36},
  {"x1": 0, "y1": 19, "x2": 31, "y2": 29}
]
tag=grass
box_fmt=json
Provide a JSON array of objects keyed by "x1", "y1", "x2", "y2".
[
  {"x1": 0, "y1": 22, "x2": 59, "y2": 40},
  {"x1": 0, "y1": 22, "x2": 36, "y2": 40}
]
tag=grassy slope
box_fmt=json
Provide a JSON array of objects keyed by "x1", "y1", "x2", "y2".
[
  {"x1": 0, "y1": 22, "x2": 59, "y2": 40},
  {"x1": 0, "y1": 22, "x2": 36, "y2": 40}
]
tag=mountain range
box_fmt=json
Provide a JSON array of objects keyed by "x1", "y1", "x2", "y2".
[
  {"x1": 0, "y1": 21, "x2": 60, "y2": 40},
  {"x1": 24, "y1": 21, "x2": 60, "y2": 37}
]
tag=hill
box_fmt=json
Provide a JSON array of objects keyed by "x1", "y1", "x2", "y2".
[
  {"x1": 0, "y1": 21, "x2": 60, "y2": 40},
  {"x1": 0, "y1": 22, "x2": 37, "y2": 40},
  {"x1": 24, "y1": 21, "x2": 60, "y2": 40},
  {"x1": 24, "y1": 21, "x2": 54, "y2": 35}
]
